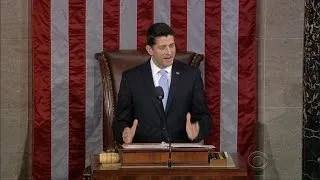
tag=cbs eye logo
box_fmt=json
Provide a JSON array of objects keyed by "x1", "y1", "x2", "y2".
[{"x1": 247, "y1": 151, "x2": 268, "y2": 172}]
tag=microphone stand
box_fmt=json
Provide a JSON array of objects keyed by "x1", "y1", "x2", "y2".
[
  {"x1": 160, "y1": 101, "x2": 172, "y2": 168},
  {"x1": 168, "y1": 137, "x2": 172, "y2": 167},
  {"x1": 155, "y1": 86, "x2": 172, "y2": 168}
]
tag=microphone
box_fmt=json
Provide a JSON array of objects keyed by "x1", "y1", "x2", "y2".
[
  {"x1": 155, "y1": 86, "x2": 172, "y2": 168},
  {"x1": 155, "y1": 86, "x2": 164, "y2": 101}
]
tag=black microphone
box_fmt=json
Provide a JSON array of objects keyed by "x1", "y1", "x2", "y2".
[
  {"x1": 155, "y1": 86, "x2": 164, "y2": 101},
  {"x1": 155, "y1": 86, "x2": 172, "y2": 168}
]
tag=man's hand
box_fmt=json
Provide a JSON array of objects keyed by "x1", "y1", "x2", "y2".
[
  {"x1": 122, "y1": 119, "x2": 138, "y2": 144},
  {"x1": 186, "y1": 112, "x2": 199, "y2": 141}
]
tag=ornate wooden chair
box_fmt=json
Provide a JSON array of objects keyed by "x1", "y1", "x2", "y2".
[{"x1": 83, "y1": 50, "x2": 204, "y2": 180}]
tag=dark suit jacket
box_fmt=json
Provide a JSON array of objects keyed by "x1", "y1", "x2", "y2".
[{"x1": 113, "y1": 59, "x2": 211, "y2": 144}]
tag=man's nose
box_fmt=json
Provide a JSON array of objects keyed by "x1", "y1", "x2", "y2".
[{"x1": 165, "y1": 47, "x2": 172, "y2": 54}]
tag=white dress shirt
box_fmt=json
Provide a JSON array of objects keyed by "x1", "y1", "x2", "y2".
[{"x1": 150, "y1": 57, "x2": 172, "y2": 87}]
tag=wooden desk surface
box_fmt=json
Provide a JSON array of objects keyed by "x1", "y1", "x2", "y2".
[{"x1": 90, "y1": 153, "x2": 247, "y2": 180}]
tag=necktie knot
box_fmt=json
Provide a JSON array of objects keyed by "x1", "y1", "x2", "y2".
[{"x1": 159, "y1": 69, "x2": 167, "y2": 76}]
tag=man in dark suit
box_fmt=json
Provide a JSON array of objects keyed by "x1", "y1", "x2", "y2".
[{"x1": 113, "y1": 23, "x2": 211, "y2": 144}]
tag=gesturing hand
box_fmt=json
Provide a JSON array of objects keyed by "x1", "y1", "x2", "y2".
[
  {"x1": 122, "y1": 119, "x2": 138, "y2": 144},
  {"x1": 186, "y1": 112, "x2": 199, "y2": 141}
]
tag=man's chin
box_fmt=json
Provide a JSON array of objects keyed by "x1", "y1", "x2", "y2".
[
  {"x1": 165, "y1": 62, "x2": 173, "y2": 67},
  {"x1": 163, "y1": 58, "x2": 174, "y2": 64}
]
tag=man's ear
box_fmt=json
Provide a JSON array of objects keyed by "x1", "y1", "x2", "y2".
[{"x1": 145, "y1": 45, "x2": 153, "y2": 56}]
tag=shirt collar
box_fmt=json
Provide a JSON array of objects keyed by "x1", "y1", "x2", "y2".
[{"x1": 150, "y1": 57, "x2": 172, "y2": 76}]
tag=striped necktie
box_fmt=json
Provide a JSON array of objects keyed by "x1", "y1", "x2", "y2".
[{"x1": 159, "y1": 69, "x2": 169, "y2": 109}]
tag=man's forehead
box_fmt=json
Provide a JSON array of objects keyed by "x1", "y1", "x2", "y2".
[{"x1": 155, "y1": 35, "x2": 175, "y2": 45}]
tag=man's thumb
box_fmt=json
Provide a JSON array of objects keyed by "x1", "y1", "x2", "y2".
[{"x1": 131, "y1": 119, "x2": 138, "y2": 132}]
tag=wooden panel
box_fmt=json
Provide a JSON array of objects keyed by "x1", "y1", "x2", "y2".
[
  {"x1": 119, "y1": 145, "x2": 212, "y2": 165},
  {"x1": 121, "y1": 151, "x2": 209, "y2": 165},
  {"x1": 90, "y1": 153, "x2": 247, "y2": 180},
  {"x1": 93, "y1": 176, "x2": 247, "y2": 180}
]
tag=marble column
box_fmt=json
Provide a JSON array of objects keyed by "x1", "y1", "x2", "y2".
[{"x1": 303, "y1": 0, "x2": 320, "y2": 179}]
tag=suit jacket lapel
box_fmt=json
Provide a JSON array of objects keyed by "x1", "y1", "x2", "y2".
[
  {"x1": 165, "y1": 61, "x2": 182, "y2": 114},
  {"x1": 141, "y1": 60, "x2": 163, "y2": 118}
]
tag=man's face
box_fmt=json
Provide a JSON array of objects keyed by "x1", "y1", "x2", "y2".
[{"x1": 146, "y1": 35, "x2": 176, "y2": 69}]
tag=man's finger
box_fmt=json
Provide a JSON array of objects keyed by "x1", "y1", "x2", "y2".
[
  {"x1": 186, "y1": 112, "x2": 191, "y2": 124},
  {"x1": 193, "y1": 122, "x2": 199, "y2": 139},
  {"x1": 123, "y1": 133, "x2": 132, "y2": 144},
  {"x1": 131, "y1": 119, "x2": 138, "y2": 132},
  {"x1": 192, "y1": 125, "x2": 197, "y2": 136},
  {"x1": 196, "y1": 122, "x2": 200, "y2": 131},
  {"x1": 123, "y1": 128, "x2": 129, "y2": 136},
  {"x1": 123, "y1": 133, "x2": 128, "y2": 143},
  {"x1": 124, "y1": 137, "x2": 131, "y2": 144}
]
